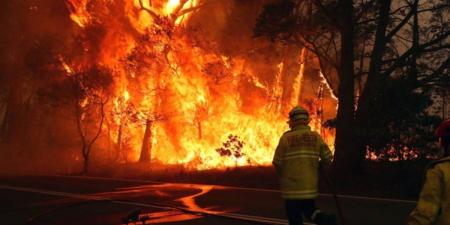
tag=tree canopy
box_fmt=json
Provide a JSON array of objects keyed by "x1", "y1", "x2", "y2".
[{"x1": 255, "y1": 0, "x2": 449, "y2": 171}]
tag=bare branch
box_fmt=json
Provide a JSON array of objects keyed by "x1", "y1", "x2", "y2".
[
  {"x1": 417, "y1": 4, "x2": 450, "y2": 13},
  {"x1": 87, "y1": 97, "x2": 107, "y2": 152},
  {"x1": 382, "y1": 30, "x2": 450, "y2": 76},
  {"x1": 385, "y1": 0, "x2": 418, "y2": 43},
  {"x1": 75, "y1": 102, "x2": 86, "y2": 146},
  {"x1": 418, "y1": 56, "x2": 450, "y2": 84},
  {"x1": 310, "y1": 0, "x2": 342, "y2": 30},
  {"x1": 177, "y1": 3, "x2": 206, "y2": 17},
  {"x1": 355, "y1": 0, "x2": 376, "y2": 22},
  {"x1": 292, "y1": 34, "x2": 339, "y2": 69},
  {"x1": 138, "y1": 0, "x2": 160, "y2": 19},
  {"x1": 422, "y1": 44, "x2": 450, "y2": 52}
]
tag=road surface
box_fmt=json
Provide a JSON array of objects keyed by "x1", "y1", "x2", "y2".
[{"x1": 0, "y1": 175, "x2": 416, "y2": 225}]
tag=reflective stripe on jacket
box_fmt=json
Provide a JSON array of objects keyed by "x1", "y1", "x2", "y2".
[
  {"x1": 272, "y1": 125, "x2": 332, "y2": 199},
  {"x1": 407, "y1": 156, "x2": 450, "y2": 225}
]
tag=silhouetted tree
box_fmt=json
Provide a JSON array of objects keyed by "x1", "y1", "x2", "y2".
[
  {"x1": 43, "y1": 66, "x2": 112, "y2": 174},
  {"x1": 255, "y1": 0, "x2": 449, "y2": 173}
]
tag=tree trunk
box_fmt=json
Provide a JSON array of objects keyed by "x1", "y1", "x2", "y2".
[
  {"x1": 139, "y1": 119, "x2": 153, "y2": 162},
  {"x1": 2, "y1": 88, "x2": 19, "y2": 143},
  {"x1": 0, "y1": 96, "x2": 10, "y2": 142},
  {"x1": 82, "y1": 146, "x2": 89, "y2": 175},
  {"x1": 197, "y1": 120, "x2": 202, "y2": 140},
  {"x1": 116, "y1": 122, "x2": 123, "y2": 161},
  {"x1": 353, "y1": 0, "x2": 392, "y2": 167},
  {"x1": 76, "y1": 99, "x2": 106, "y2": 175},
  {"x1": 333, "y1": 0, "x2": 357, "y2": 175}
]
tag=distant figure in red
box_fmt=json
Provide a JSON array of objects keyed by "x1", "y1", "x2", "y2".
[{"x1": 407, "y1": 119, "x2": 450, "y2": 225}]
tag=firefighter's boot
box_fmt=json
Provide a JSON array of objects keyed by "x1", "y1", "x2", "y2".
[{"x1": 312, "y1": 211, "x2": 338, "y2": 225}]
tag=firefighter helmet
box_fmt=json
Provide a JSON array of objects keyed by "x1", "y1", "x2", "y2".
[{"x1": 288, "y1": 106, "x2": 309, "y2": 121}]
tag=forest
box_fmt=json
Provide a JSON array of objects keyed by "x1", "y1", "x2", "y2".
[{"x1": 0, "y1": 0, "x2": 448, "y2": 178}]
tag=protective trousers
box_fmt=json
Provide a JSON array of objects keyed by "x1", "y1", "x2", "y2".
[
  {"x1": 285, "y1": 199, "x2": 316, "y2": 225},
  {"x1": 285, "y1": 199, "x2": 339, "y2": 225}
]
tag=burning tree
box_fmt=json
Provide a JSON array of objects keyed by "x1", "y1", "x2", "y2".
[
  {"x1": 110, "y1": 90, "x2": 134, "y2": 162},
  {"x1": 138, "y1": 110, "x2": 165, "y2": 163},
  {"x1": 111, "y1": 89, "x2": 165, "y2": 163},
  {"x1": 193, "y1": 102, "x2": 208, "y2": 140},
  {"x1": 123, "y1": 42, "x2": 168, "y2": 163}
]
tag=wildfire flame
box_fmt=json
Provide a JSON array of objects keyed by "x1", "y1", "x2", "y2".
[
  {"x1": 165, "y1": 0, "x2": 181, "y2": 15},
  {"x1": 63, "y1": 0, "x2": 337, "y2": 170},
  {"x1": 66, "y1": 0, "x2": 90, "y2": 27}
]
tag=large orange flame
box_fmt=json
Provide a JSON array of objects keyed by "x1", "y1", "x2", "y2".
[{"x1": 64, "y1": 0, "x2": 336, "y2": 170}]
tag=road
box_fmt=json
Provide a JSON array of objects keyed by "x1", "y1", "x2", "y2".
[{"x1": 0, "y1": 175, "x2": 416, "y2": 225}]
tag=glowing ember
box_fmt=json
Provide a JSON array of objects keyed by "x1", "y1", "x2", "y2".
[{"x1": 59, "y1": 55, "x2": 74, "y2": 75}]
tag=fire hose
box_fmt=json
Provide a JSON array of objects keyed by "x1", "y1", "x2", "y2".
[{"x1": 321, "y1": 168, "x2": 346, "y2": 225}]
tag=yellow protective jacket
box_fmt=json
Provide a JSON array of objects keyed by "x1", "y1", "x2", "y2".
[
  {"x1": 407, "y1": 156, "x2": 450, "y2": 225},
  {"x1": 273, "y1": 125, "x2": 333, "y2": 199}
]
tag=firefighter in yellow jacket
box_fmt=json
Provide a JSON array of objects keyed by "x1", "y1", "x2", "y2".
[
  {"x1": 273, "y1": 106, "x2": 337, "y2": 225},
  {"x1": 407, "y1": 119, "x2": 450, "y2": 225}
]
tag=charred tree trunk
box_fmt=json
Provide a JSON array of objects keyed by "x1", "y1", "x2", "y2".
[
  {"x1": 333, "y1": 0, "x2": 357, "y2": 175},
  {"x1": 76, "y1": 105, "x2": 89, "y2": 174},
  {"x1": 139, "y1": 119, "x2": 153, "y2": 162},
  {"x1": 82, "y1": 145, "x2": 89, "y2": 174},
  {"x1": 197, "y1": 120, "x2": 202, "y2": 140},
  {"x1": 0, "y1": 95, "x2": 10, "y2": 142},
  {"x1": 83, "y1": 160, "x2": 89, "y2": 174},
  {"x1": 2, "y1": 87, "x2": 20, "y2": 144},
  {"x1": 116, "y1": 121, "x2": 123, "y2": 161}
]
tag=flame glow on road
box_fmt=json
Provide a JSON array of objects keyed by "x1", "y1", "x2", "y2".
[{"x1": 111, "y1": 183, "x2": 229, "y2": 223}]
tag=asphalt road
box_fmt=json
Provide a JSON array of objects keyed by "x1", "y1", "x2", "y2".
[{"x1": 0, "y1": 175, "x2": 416, "y2": 225}]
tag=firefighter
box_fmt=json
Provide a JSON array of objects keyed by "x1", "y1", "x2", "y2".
[
  {"x1": 273, "y1": 106, "x2": 337, "y2": 225},
  {"x1": 407, "y1": 119, "x2": 450, "y2": 225}
]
